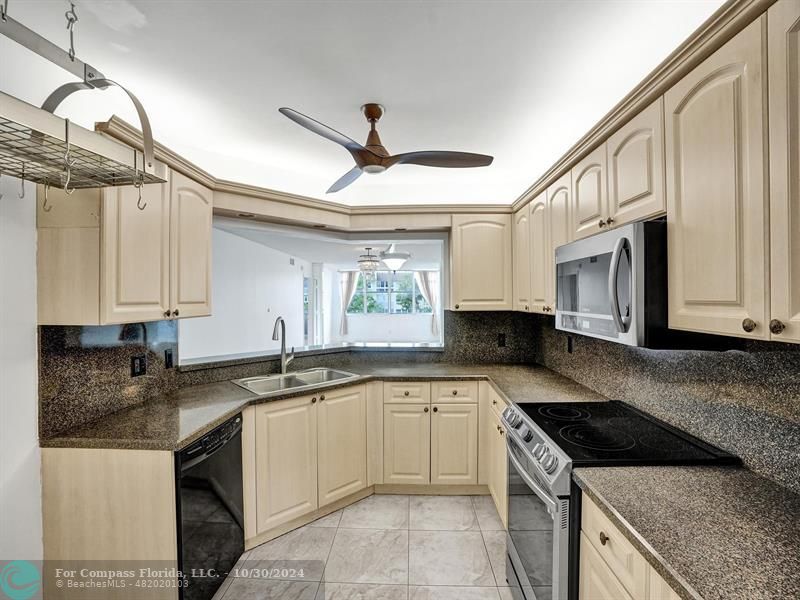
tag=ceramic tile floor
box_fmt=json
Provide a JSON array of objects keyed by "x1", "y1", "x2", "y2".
[{"x1": 214, "y1": 495, "x2": 527, "y2": 600}]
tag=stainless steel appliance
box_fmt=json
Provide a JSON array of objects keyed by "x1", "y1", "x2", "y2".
[
  {"x1": 501, "y1": 401, "x2": 737, "y2": 600},
  {"x1": 555, "y1": 221, "x2": 666, "y2": 347},
  {"x1": 176, "y1": 414, "x2": 244, "y2": 600}
]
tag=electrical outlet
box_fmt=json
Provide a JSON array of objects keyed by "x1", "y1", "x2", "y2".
[
  {"x1": 498, "y1": 333, "x2": 507, "y2": 347},
  {"x1": 164, "y1": 349, "x2": 174, "y2": 369},
  {"x1": 131, "y1": 354, "x2": 147, "y2": 377}
]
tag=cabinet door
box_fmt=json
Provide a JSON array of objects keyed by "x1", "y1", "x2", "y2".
[
  {"x1": 547, "y1": 173, "x2": 572, "y2": 309},
  {"x1": 579, "y1": 532, "x2": 634, "y2": 600},
  {"x1": 665, "y1": 19, "x2": 769, "y2": 339},
  {"x1": 490, "y1": 411, "x2": 508, "y2": 528},
  {"x1": 572, "y1": 145, "x2": 608, "y2": 240},
  {"x1": 529, "y1": 193, "x2": 549, "y2": 314},
  {"x1": 607, "y1": 98, "x2": 666, "y2": 226},
  {"x1": 317, "y1": 386, "x2": 367, "y2": 506},
  {"x1": 383, "y1": 404, "x2": 430, "y2": 484},
  {"x1": 101, "y1": 182, "x2": 170, "y2": 324},
  {"x1": 768, "y1": 0, "x2": 800, "y2": 343},
  {"x1": 430, "y1": 403, "x2": 478, "y2": 485},
  {"x1": 170, "y1": 170, "x2": 213, "y2": 318},
  {"x1": 451, "y1": 214, "x2": 513, "y2": 310},
  {"x1": 254, "y1": 395, "x2": 318, "y2": 532},
  {"x1": 513, "y1": 205, "x2": 532, "y2": 311},
  {"x1": 648, "y1": 565, "x2": 681, "y2": 600}
]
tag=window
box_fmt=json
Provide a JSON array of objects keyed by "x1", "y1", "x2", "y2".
[{"x1": 346, "y1": 271, "x2": 435, "y2": 315}]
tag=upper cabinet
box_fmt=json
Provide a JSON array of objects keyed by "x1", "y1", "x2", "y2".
[
  {"x1": 606, "y1": 98, "x2": 666, "y2": 227},
  {"x1": 665, "y1": 17, "x2": 769, "y2": 339},
  {"x1": 768, "y1": 0, "x2": 800, "y2": 343},
  {"x1": 450, "y1": 214, "x2": 513, "y2": 311},
  {"x1": 571, "y1": 145, "x2": 608, "y2": 240},
  {"x1": 512, "y1": 205, "x2": 532, "y2": 311},
  {"x1": 529, "y1": 192, "x2": 549, "y2": 314},
  {"x1": 37, "y1": 170, "x2": 213, "y2": 325},
  {"x1": 547, "y1": 173, "x2": 572, "y2": 311}
]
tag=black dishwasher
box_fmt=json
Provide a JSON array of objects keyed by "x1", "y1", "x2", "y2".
[{"x1": 176, "y1": 414, "x2": 244, "y2": 600}]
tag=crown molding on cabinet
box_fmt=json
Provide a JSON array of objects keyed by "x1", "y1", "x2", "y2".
[{"x1": 509, "y1": 0, "x2": 777, "y2": 212}]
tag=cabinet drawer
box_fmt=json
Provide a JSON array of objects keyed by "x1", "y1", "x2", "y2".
[
  {"x1": 383, "y1": 382, "x2": 431, "y2": 404},
  {"x1": 431, "y1": 381, "x2": 478, "y2": 404},
  {"x1": 488, "y1": 388, "x2": 508, "y2": 419},
  {"x1": 581, "y1": 492, "x2": 647, "y2": 599}
]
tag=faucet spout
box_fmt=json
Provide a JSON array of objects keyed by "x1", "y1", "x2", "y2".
[{"x1": 272, "y1": 316, "x2": 292, "y2": 374}]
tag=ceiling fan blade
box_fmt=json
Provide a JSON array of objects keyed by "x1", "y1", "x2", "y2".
[
  {"x1": 384, "y1": 151, "x2": 494, "y2": 169},
  {"x1": 327, "y1": 166, "x2": 363, "y2": 193},
  {"x1": 279, "y1": 107, "x2": 365, "y2": 152}
]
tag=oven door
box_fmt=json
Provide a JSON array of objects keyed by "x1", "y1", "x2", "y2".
[
  {"x1": 506, "y1": 436, "x2": 569, "y2": 600},
  {"x1": 555, "y1": 223, "x2": 643, "y2": 346}
]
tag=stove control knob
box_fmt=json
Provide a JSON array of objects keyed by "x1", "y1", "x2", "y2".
[
  {"x1": 506, "y1": 411, "x2": 522, "y2": 429},
  {"x1": 533, "y1": 443, "x2": 547, "y2": 461},
  {"x1": 542, "y1": 455, "x2": 559, "y2": 474},
  {"x1": 521, "y1": 428, "x2": 533, "y2": 443}
]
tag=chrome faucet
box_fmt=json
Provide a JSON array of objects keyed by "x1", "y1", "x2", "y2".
[{"x1": 272, "y1": 316, "x2": 295, "y2": 374}]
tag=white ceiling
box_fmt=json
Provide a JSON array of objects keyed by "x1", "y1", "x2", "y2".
[
  {"x1": 216, "y1": 218, "x2": 444, "y2": 270},
  {"x1": 2, "y1": 0, "x2": 725, "y2": 206}
]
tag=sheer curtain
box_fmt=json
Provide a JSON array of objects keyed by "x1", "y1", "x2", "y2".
[
  {"x1": 339, "y1": 271, "x2": 360, "y2": 336},
  {"x1": 415, "y1": 271, "x2": 440, "y2": 337}
]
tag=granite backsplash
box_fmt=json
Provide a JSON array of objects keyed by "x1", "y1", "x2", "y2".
[
  {"x1": 533, "y1": 316, "x2": 800, "y2": 494},
  {"x1": 38, "y1": 311, "x2": 536, "y2": 438}
]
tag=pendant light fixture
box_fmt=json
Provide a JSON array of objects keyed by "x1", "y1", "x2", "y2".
[
  {"x1": 358, "y1": 247, "x2": 380, "y2": 274},
  {"x1": 380, "y1": 244, "x2": 411, "y2": 272}
]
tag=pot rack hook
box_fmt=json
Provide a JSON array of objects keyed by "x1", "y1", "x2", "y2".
[
  {"x1": 42, "y1": 182, "x2": 52, "y2": 212},
  {"x1": 132, "y1": 151, "x2": 146, "y2": 210},
  {"x1": 65, "y1": 2, "x2": 78, "y2": 62},
  {"x1": 18, "y1": 163, "x2": 25, "y2": 199},
  {"x1": 63, "y1": 119, "x2": 76, "y2": 195}
]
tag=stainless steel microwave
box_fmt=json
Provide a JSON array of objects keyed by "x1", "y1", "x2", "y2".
[{"x1": 555, "y1": 221, "x2": 666, "y2": 347}]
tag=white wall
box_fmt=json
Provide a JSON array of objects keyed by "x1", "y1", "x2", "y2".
[
  {"x1": 0, "y1": 179, "x2": 43, "y2": 560},
  {"x1": 179, "y1": 228, "x2": 310, "y2": 361}
]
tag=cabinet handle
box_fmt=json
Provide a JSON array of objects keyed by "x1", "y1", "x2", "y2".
[
  {"x1": 455, "y1": 304, "x2": 460, "y2": 310},
  {"x1": 525, "y1": 305, "x2": 529, "y2": 311},
  {"x1": 433, "y1": 406, "x2": 438, "y2": 413},
  {"x1": 492, "y1": 399, "x2": 497, "y2": 405},
  {"x1": 770, "y1": 319, "x2": 786, "y2": 335},
  {"x1": 319, "y1": 394, "x2": 325, "y2": 401},
  {"x1": 742, "y1": 318, "x2": 757, "y2": 333},
  {"x1": 404, "y1": 391, "x2": 410, "y2": 397},
  {"x1": 598, "y1": 219, "x2": 606, "y2": 228},
  {"x1": 424, "y1": 407, "x2": 429, "y2": 413},
  {"x1": 452, "y1": 390, "x2": 458, "y2": 396},
  {"x1": 605, "y1": 217, "x2": 614, "y2": 226},
  {"x1": 599, "y1": 531, "x2": 609, "y2": 546},
  {"x1": 173, "y1": 309, "x2": 180, "y2": 317},
  {"x1": 311, "y1": 397, "x2": 317, "y2": 403},
  {"x1": 499, "y1": 428, "x2": 504, "y2": 437},
  {"x1": 163, "y1": 310, "x2": 171, "y2": 318}
]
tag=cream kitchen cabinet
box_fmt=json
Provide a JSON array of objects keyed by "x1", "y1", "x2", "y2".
[
  {"x1": 487, "y1": 406, "x2": 508, "y2": 528},
  {"x1": 450, "y1": 213, "x2": 513, "y2": 310},
  {"x1": 528, "y1": 176, "x2": 570, "y2": 315},
  {"x1": 571, "y1": 145, "x2": 608, "y2": 240},
  {"x1": 529, "y1": 192, "x2": 549, "y2": 314},
  {"x1": 430, "y1": 403, "x2": 478, "y2": 485},
  {"x1": 383, "y1": 403, "x2": 431, "y2": 484},
  {"x1": 317, "y1": 386, "x2": 368, "y2": 505},
  {"x1": 37, "y1": 169, "x2": 212, "y2": 325},
  {"x1": 512, "y1": 204, "x2": 532, "y2": 311},
  {"x1": 768, "y1": 0, "x2": 800, "y2": 343},
  {"x1": 665, "y1": 18, "x2": 769, "y2": 340}
]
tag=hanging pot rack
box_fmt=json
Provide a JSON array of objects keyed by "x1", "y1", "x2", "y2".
[{"x1": 0, "y1": 1, "x2": 165, "y2": 194}]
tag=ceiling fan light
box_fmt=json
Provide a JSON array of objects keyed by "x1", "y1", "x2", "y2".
[
  {"x1": 381, "y1": 249, "x2": 411, "y2": 271},
  {"x1": 362, "y1": 164, "x2": 386, "y2": 174}
]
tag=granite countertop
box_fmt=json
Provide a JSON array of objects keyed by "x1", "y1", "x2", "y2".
[
  {"x1": 40, "y1": 363, "x2": 605, "y2": 451},
  {"x1": 573, "y1": 466, "x2": 800, "y2": 600}
]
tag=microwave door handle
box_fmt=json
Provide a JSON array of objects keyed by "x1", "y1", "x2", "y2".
[{"x1": 608, "y1": 237, "x2": 632, "y2": 333}]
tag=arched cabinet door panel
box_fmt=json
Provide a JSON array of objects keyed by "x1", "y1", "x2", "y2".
[{"x1": 513, "y1": 205, "x2": 532, "y2": 311}]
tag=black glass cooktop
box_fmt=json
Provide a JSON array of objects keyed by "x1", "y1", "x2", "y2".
[{"x1": 522, "y1": 401, "x2": 739, "y2": 466}]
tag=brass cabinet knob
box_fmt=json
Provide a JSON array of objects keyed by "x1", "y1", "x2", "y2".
[
  {"x1": 606, "y1": 217, "x2": 615, "y2": 226},
  {"x1": 525, "y1": 305, "x2": 529, "y2": 311},
  {"x1": 404, "y1": 391, "x2": 410, "y2": 397},
  {"x1": 452, "y1": 390, "x2": 458, "y2": 396},
  {"x1": 492, "y1": 399, "x2": 497, "y2": 405},
  {"x1": 424, "y1": 407, "x2": 429, "y2": 413},
  {"x1": 499, "y1": 428, "x2": 505, "y2": 437},
  {"x1": 598, "y1": 219, "x2": 606, "y2": 228},
  {"x1": 311, "y1": 397, "x2": 317, "y2": 403},
  {"x1": 455, "y1": 304, "x2": 460, "y2": 309},
  {"x1": 742, "y1": 318, "x2": 757, "y2": 333},
  {"x1": 173, "y1": 309, "x2": 180, "y2": 317},
  {"x1": 433, "y1": 406, "x2": 439, "y2": 413},
  {"x1": 163, "y1": 310, "x2": 171, "y2": 318},
  {"x1": 599, "y1": 531, "x2": 609, "y2": 546},
  {"x1": 319, "y1": 394, "x2": 325, "y2": 401},
  {"x1": 770, "y1": 319, "x2": 786, "y2": 335}
]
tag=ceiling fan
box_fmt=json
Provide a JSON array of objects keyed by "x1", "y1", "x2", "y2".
[{"x1": 279, "y1": 103, "x2": 494, "y2": 193}]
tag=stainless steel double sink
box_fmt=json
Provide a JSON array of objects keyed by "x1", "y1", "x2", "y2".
[{"x1": 232, "y1": 367, "x2": 359, "y2": 397}]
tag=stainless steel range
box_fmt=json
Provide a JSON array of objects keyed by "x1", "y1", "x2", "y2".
[{"x1": 500, "y1": 401, "x2": 738, "y2": 600}]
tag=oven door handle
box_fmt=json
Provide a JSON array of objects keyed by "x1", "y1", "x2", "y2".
[
  {"x1": 507, "y1": 440, "x2": 558, "y2": 514},
  {"x1": 608, "y1": 236, "x2": 632, "y2": 333}
]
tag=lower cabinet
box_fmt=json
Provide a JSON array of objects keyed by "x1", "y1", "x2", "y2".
[
  {"x1": 383, "y1": 403, "x2": 431, "y2": 484},
  {"x1": 580, "y1": 492, "x2": 680, "y2": 600},
  {"x1": 430, "y1": 403, "x2": 478, "y2": 485},
  {"x1": 245, "y1": 384, "x2": 368, "y2": 539},
  {"x1": 487, "y1": 406, "x2": 508, "y2": 527}
]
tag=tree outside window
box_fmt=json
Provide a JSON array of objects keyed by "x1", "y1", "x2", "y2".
[{"x1": 346, "y1": 271, "x2": 435, "y2": 315}]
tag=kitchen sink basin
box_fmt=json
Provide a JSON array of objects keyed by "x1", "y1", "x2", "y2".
[{"x1": 232, "y1": 368, "x2": 359, "y2": 397}]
